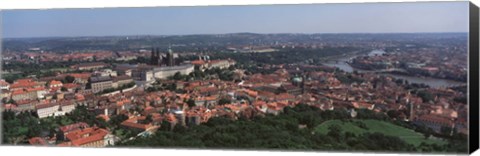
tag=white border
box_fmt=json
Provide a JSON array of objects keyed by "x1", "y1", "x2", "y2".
[
  {"x1": 0, "y1": 0, "x2": 469, "y2": 10},
  {"x1": 0, "y1": 0, "x2": 479, "y2": 156}
]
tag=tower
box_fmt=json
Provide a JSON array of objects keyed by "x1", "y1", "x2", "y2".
[
  {"x1": 166, "y1": 45, "x2": 175, "y2": 66},
  {"x1": 150, "y1": 47, "x2": 165, "y2": 66},
  {"x1": 156, "y1": 48, "x2": 161, "y2": 65},
  {"x1": 150, "y1": 47, "x2": 157, "y2": 65},
  {"x1": 301, "y1": 74, "x2": 306, "y2": 94},
  {"x1": 406, "y1": 92, "x2": 415, "y2": 121}
]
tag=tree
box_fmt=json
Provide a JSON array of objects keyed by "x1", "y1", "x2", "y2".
[
  {"x1": 387, "y1": 110, "x2": 400, "y2": 119},
  {"x1": 218, "y1": 98, "x2": 232, "y2": 105},
  {"x1": 160, "y1": 120, "x2": 172, "y2": 131},
  {"x1": 172, "y1": 72, "x2": 183, "y2": 80},
  {"x1": 61, "y1": 87, "x2": 68, "y2": 92},
  {"x1": 7, "y1": 99, "x2": 16, "y2": 104},
  {"x1": 417, "y1": 90, "x2": 434, "y2": 103},
  {"x1": 327, "y1": 124, "x2": 343, "y2": 141},
  {"x1": 108, "y1": 114, "x2": 129, "y2": 129},
  {"x1": 395, "y1": 79, "x2": 404, "y2": 85},
  {"x1": 424, "y1": 132, "x2": 431, "y2": 139},
  {"x1": 65, "y1": 75, "x2": 75, "y2": 83},
  {"x1": 145, "y1": 114, "x2": 153, "y2": 123},
  {"x1": 440, "y1": 126, "x2": 453, "y2": 136},
  {"x1": 166, "y1": 83, "x2": 177, "y2": 91},
  {"x1": 186, "y1": 99, "x2": 196, "y2": 108}
]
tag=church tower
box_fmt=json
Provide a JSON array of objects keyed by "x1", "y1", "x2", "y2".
[
  {"x1": 166, "y1": 45, "x2": 175, "y2": 66},
  {"x1": 150, "y1": 47, "x2": 157, "y2": 65}
]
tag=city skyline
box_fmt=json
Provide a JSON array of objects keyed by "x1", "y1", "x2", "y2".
[{"x1": 2, "y1": 2, "x2": 469, "y2": 38}]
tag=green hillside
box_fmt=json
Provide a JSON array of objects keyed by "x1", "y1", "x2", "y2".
[{"x1": 314, "y1": 119, "x2": 446, "y2": 147}]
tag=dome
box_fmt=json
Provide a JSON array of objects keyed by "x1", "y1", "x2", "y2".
[{"x1": 292, "y1": 77, "x2": 303, "y2": 83}]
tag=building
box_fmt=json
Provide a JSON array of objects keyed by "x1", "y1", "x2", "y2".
[
  {"x1": 131, "y1": 65, "x2": 154, "y2": 82},
  {"x1": 191, "y1": 57, "x2": 236, "y2": 71},
  {"x1": 173, "y1": 110, "x2": 186, "y2": 126},
  {"x1": 0, "y1": 89, "x2": 11, "y2": 100},
  {"x1": 208, "y1": 59, "x2": 235, "y2": 69},
  {"x1": 150, "y1": 46, "x2": 176, "y2": 67},
  {"x1": 131, "y1": 64, "x2": 194, "y2": 82},
  {"x1": 194, "y1": 96, "x2": 218, "y2": 107},
  {"x1": 71, "y1": 62, "x2": 108, "y2": 71},
  {"x1": 94, "y1": 69, "x2": 117, "y2": 77},
  {"x1": 10, "y1": 78, "x2": 42, "y2": 91},
  {"x1": 279, "y1": 84, "x2": 302, "y2": 95},
  {"x1": 0, "y1": 79, "x2": 10, "y2": 90},
  {"x1": 63, "y1": 83, "x2": 80, "y2": 92},
  {"x1": 36, "y1": 102, "x2": 60, "y2": 118},
  {"x1": 55, "y1": 101, "x2": 76, "y2": 117},
  {"x1": 166, "y1": 47, "x2": 175, "y2": 66},
  {"x1": 89, "y1": 76, "x2": 113, "y2": 93},
  {"x1": 115, "y1": 55, "x2": 137, "y2": 61},
  {"x1": 15, "y1": 100, "x2": 37, "y2": 111},
  {"x1": 413, "y1": 114, "x2": 455, "y2": 133},
  {"x1": 150, "y1": 47, "x2": 162, "y2": 66},
  {"x1": 11, "y1": 89, "x2": 37, "y2": 101},
  {"x1": 36, "y1": 100, "x2": 76, "y2": 118},
  {"x1": 49, "y1": 80, "x2": 63, "y2": 88},
  {"x1": 131, "y1": 47, "x2": 192, "y2": 81},
  {"x1": 186, "y1": 112, "x2": 201, "y2": 126},
  {"x1": 69, "y1": 73, "x2": 92, "y2": 84},
  {"x1": 112, "y1": 75, "x2": 134, "y2": 88},
  {"x1": 114, "y1": 65, "x2": 134, "y2": 77},
  {"x1": 59, "y1": 122, "x2": 90, "y2": 140},
  {"x1": 120, "y1": 116, "x2": 158, "y2": 133},
  {"x1": 29, "y1": 137, "x2": 51, "y2": 146},
  {"x1": 61, "y1": 127, "x2": 114, "y2": 147},
  {"x1": 152, "y1": 64, "x2": 194, "y2": 79}
]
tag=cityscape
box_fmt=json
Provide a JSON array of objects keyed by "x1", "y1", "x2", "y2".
[{"x1": 1, "y1": 2, "x2": 470, "y2": 154}]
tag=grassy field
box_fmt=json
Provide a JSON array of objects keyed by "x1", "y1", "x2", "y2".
[{"x1": 314, "y1": 119, "x2": 446, "y2": 147}]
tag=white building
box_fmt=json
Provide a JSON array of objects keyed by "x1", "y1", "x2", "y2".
[
  {"x1": 131, "y1": 64, "x2": 194, "y2": 82},
  {"x1": 152, "y1": 64, "x2": 194, "y2": 79},
  {"x1": 0, "y1": 80, "x2": 10, "y2": 90},
  {"x1": 36, "y1": 101, "x2": 76, "y2": 118},
  {"x1": 208, "y1": 60, "x2": 235, "y2": 69},
  {"x1": 95, "y1": 69, "x2": 118, "y2": 77}
]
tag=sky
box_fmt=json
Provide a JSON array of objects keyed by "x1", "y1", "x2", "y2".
[{"x1": 1, "y1": 1, "x2": 469, "y2": 38}]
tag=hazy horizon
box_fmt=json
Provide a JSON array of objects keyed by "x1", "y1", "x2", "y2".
[
  {"x1": 1, "y1": 32, "x2": 470, "y2": 40},
  {"x1": 2, "y1": 2, "x2": 469, "y2": 38}
]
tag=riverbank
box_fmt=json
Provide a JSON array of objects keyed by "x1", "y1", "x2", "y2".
[{"x1": 322, "y1": 50, "x2": 467, "y2": 88}]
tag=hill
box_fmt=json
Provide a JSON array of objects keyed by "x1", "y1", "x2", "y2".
[{"x1": 314, "y1": 119, "x2": 446, "y2": 147}]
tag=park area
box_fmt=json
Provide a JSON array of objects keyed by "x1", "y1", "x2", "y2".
[{"x1": 314, "y1": 119, "x2": 447, "y2": 147}]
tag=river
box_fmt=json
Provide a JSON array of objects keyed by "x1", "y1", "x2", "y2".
[{"x1": 323, "y1": 50, "x2": 466, "y2": 88}]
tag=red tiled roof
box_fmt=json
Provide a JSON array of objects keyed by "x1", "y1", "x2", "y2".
[
  {"x1": 191, "y1": 60, "x2": 206, "y2": 65},
  {"x1": 25, "y1": 86, "x2": 46, "y2": 93},
  {"x1": 75, "y1": 94, "x2": 85, "y2": 101},
  {"x1": 10, "y1": 79, "x2": 38, "y2": 89},
  {"x1": 3, "y1": 104, "x2": 17, "y2": 109},
  {"x1": 66, "y1": 127, "x2": 109, "y2": 146},
  {"x1": 72, "y1": 62, "x2": 108, "y2": 69},
  {"x1": 121, "y1": 117, "x2": 153, "y2": 130},
  {"x1": 0, "y1": 80, "x2": 10, "y2": 86},
  {"x1": 63, "y1": 83, "x2": 79, "y2": 89},
  {"x1": 275, "y1": 93, "x2": 295, "y2": 100},
  {"x1": 60, "y1": 122, "x2": 90, "y2": 133},
  {"x1": 416, "y1": 114, "x2": 454, "y2": 126},
  {"x1": 36, "y1": 102, "x2": 59, "y2": 110},
  {"x1": 49, "y1": 80, "x2": 63, "y2": 86},
  {"x1": 29, "y1": 137, "x2": 48, "y2": 146},
  {"x1": 97, "y1": 114, "x2": 110, "y2": 121},
  {"x1": 69, "y1": 73, "x2": 92, "y2": 79},
  {"x1": 11, "y1": 89, "x2": 26, "y2": 95},
  {"x1": 352, "y1": 102, "x2": 374, "y2": 109}
]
